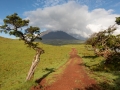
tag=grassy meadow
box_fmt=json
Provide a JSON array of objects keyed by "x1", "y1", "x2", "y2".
[{"x1": 0, "y1": 37, "x2": 120, "y2": 90}]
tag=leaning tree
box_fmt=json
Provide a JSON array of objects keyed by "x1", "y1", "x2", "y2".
[
  {"x1": 0, "y1": 13, "x2": 44, "y2": 81},
  {"x1": 86, "y1": 17, "x2": 120, "y2": 57},
  {"x1": 86, "y1": 17, "x2": 120, "y2": 66}
]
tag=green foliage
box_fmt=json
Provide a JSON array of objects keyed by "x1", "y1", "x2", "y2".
[
  {"x1": 105, "y1": 53, "x2": 120, "y2": 69},
  {"x1": 115, "y1": 17, "x2": 120, "y2": 25},
  {"x1": 85, "y1": 17, "x2": 120, "y2": 89},
  {"x1": 27, "y1": 26, "x2": 39, "y2": 34},
  {"x1": 82, "y1": 51, "x2": 120, "y2": 90},
  {"x1": 85, "y1": 33, "x2": 97, "y2": 46},
  {"x1": 0, "y1": 13, "x2": 41, "y2": 50},
  {"x1": 85, "y1": 17, "x2": 120, "y2": 80},
  {"x1": 3, "y1": 13, "x2": 29, "y2": 28},
  {"x1": 86, "y1": 24, "x2": 120, "y2": 57},
  {"x1": 86, "y1": 25, "x2": 117, "y2": 50}
]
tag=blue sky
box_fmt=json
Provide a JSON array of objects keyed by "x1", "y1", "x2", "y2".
[{"x1": 0, "y1": 0, "x2": 120, "y2": 39}]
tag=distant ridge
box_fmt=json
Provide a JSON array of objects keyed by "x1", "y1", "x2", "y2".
[{"x1": 41, "y1": 31, "x2": 77, "y2": 40}]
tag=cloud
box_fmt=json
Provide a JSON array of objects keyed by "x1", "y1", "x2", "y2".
[
  {"x1": 33, "y1": 0, "x2": 107, "y2": 9},
  {"x1": 44, "y1": 0, "x2": 63, "y2": 7},
  {"x1": 33, "y1": 3, "x2": 39, "y2": 7},
  {"x1": 33, "y1": 0, "x2": 66, "y2": 8},
  {"x1": 24, "y1": 1, "x2": 120, "y2": 39}
]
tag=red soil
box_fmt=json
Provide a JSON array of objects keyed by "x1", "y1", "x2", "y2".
[{"x1": 31, "y1": 48, "x2": 101, "y2": 90}]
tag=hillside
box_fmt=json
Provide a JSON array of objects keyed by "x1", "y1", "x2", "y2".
[
  {"x1": 41, "y1": 31, "x2": 77, "y2": 40},
  {"x1": 0, "y1": 36, "x2": 120, "y2": 90},
  {"x1": 40, "y1": 31, "x2": 81, "y2": 45},
  {"x1": 0, "y1": 36, "x2": 71, "y2": 90}
]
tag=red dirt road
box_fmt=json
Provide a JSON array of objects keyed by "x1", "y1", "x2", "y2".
[{"x1": 32, "y1": 48, "x2": 100, "y2": 90}]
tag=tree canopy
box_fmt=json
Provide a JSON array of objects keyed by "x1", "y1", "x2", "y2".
[
  {"x1": 85, "y1": 17, "x2": 120, "y2": 70},
  {"x1": 86, "y1": 24, "x2": 120, "y2": 55},
  {"x1": 115, "y1": 17, "x2": 120, "y2": 25},
  {"x1": 0, "y1": 13, "x2": 42, "y2": 50}
]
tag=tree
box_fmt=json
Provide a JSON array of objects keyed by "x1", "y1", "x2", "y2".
[
  {"x1": 86, "y1": 24, "x2": 120, "y2": 57},
  {"x1": 115, "y1": 17, "x2": 120, "y2": 25},
  {"x1": 0, "y1": 13, "x2": 44, "y2": 81},
  {"x1": 86, "y1": 17, "x2": 120, "y2": 69}
]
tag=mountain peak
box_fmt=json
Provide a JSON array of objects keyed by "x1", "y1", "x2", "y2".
[{"x1": 41, "y1": 31, "x2": 77, "y2": 40}]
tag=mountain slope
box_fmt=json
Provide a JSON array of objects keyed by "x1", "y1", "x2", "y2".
[{"x1": 41, "y1": 31, "x2": 77, "y2": 40}]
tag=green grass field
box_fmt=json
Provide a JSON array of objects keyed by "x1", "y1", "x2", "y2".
[{"x1": 0, "y1": 37, "x2": 120, "y2": 90}]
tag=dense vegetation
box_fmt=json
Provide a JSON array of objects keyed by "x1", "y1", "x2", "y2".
[{"x1": 86, "y1": 17, "x2": 120, "y2": 70}]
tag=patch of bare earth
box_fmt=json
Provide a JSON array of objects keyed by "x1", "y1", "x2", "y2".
[{"x1": 31, "y1": 48, "x2": 101, "y2": 90}]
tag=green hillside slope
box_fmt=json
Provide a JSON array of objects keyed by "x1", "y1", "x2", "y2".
[
  {"x1": 0, "y1": 37, "x2": 120, "y2": 90},
  {"x1": 0, "y1": 37, "x2": 71, "y2": 90}
]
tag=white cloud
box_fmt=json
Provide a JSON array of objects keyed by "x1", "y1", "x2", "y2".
[
  {"x1": 33, "y1": 0, "x2": 107, "y2": 9},
  {"x1": 44, "y1": 0, "x2": 61, "y2": 7},
  {"x1": 24, "y1": 1, "x2": 120, "y2": 39},
  {"x1": 33, "y1": 3, "x2": 39, "y2": 7},
  {"x1": 33, "y1": 0, "x2": 66, "y2": 8}
]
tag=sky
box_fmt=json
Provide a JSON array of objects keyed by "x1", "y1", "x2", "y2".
[{"x1": 0, "y1": 0, "x2": 120, "y2": 39}]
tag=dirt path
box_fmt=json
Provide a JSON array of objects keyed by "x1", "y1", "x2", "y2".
[{"x1": 31, "y1": 48, "x2": 100, "y2": 90}]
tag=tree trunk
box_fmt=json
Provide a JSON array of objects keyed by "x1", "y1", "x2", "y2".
[{"x1": 26, "y1": 48, "x2": 44, "y2": 81}]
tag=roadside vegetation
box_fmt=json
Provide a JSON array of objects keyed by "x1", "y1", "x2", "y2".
[{"x1": 85, "y1": 17, "x2": 120, "y2": 90}]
